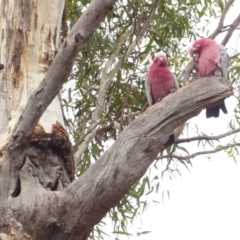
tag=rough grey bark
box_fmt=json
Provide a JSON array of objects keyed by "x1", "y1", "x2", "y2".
[{"x1": 0, "y1": 77, "x2": 232, "y2": 240}]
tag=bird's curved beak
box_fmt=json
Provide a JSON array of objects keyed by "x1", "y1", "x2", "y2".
[{"x1": 189, "y1": 47, "x2": 198, "y2": 57}]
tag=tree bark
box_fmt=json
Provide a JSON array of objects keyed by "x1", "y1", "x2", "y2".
[
  {"x1": 0, "y1": 0, "x2": 65, "y2": 153},
  {"x1": 0, "y1": 77, "x2": 233, "y2": 240}
]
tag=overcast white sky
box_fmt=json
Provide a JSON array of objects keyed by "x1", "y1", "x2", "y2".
[
  {"x1": 102, "y1": 2, "x2": 240, "y2": 240},
  {"x1": 131, "y1": 154, "x2": 240, "y2": 240}
]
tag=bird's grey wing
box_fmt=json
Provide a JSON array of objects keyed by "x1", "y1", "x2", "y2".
[
  {"x1": 145, "y1": 77, "x2": 153, "y2": 106},
  {"x1": 172, "y1": 73, "x2": 179, "y2": 90},
  {"x1": 219, "y1": 45, "x2": 229, "y2": 78}
]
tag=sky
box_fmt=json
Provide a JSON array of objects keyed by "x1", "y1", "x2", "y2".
[
  {"x1": 131, "y1": 154, "x2": 240, "y2": 240},
  {"x1": 102, "y1": 1, "x2": 240, "y2": 240}
]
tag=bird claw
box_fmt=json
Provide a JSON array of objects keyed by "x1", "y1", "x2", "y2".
[{"x1": 156, "y1": 97, "x2": 163, "y2": 102}]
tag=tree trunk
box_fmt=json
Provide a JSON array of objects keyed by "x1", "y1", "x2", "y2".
[
  {"x1": 0, "y1": 0, "x2": 233, "y2": 239},
  {"x1": 0, "y1": 0, "x2": 65, "y2": 153}
]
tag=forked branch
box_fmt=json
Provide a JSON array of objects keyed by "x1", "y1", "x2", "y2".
[{"x1": 209, "y1": 0, "x2": 235, "y2": 39}]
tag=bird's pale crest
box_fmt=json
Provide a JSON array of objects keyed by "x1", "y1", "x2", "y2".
[
  {"x1": 155, "y1": 51, "x2": 167, "y2": 60},
  {"x1": 188, "y1": 43, "x2": 195, "y2": 57}
]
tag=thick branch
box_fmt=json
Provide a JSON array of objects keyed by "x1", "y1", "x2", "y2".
[
  {"x1": 1, "y1": 0, "x2": 118, "y2": 200},
  {"x1": 55, "y1": 77, "x2": 232, "y2": 239},
  {"x1": 221, "y1": 13, "x2": 240, "y2": 46}
]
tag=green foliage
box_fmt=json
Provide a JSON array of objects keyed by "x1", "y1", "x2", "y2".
[{"x1": 63, "y1": 0, "x2": 240, "y2": 238}]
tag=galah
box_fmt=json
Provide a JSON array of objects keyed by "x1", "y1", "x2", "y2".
[
  {"x1": 188, "y1": 38, "x2": 229, "y2": 118},
  {"x1": 145, "y1": 51, "x2": 185, "y2": 147}
]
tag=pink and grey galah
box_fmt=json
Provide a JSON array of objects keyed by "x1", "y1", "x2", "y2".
[
  {"x1": 188, "y1": 38, "x2": 229, "y2": 118},
  {"x1": 145, "y1": 51, "x2": 185, "y2": 147}
]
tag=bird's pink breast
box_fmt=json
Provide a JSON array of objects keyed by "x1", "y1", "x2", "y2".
[
  {"x1": 147, "y1": 67, "x2": 175, "y2": 102},
  {"x1": 197, "y1": 42, "x2": 221, "y2": 76}
]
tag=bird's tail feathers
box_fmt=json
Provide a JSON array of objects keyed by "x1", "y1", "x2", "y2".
[
  {"x1": 160, "y1": 122, "x2": 186, "y2": 151},
  {"x1": 206, "y1": 101, "x2": 227, "y2": 118}
]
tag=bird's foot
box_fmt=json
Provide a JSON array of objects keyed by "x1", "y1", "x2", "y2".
[
  {"x1": 156, "y1": 97, "x2": 163, "y2": 102},
  {"x1": 170, "y1": 88, "x2": 177, "y2": 93}
]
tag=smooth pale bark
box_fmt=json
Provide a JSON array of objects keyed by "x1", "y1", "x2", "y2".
[
  {"x1": 0, "y1": 0, "x2": 66, "y2": 203},
  {"x1": 0, "y1": 77, "x2": 233, "y2": 240},
  {"x1": 0, "y1": 0, "x2": 65, "y2": 152}
]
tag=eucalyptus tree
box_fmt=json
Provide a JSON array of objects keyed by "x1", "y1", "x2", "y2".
[{"x1": 0, "y1": 0, "x2": 238, "y2": 239}]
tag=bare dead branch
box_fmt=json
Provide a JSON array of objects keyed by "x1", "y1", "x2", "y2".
[
  {"x1": 158, "y1": 143, "x2": 240, "y2": 161},
  {"x1": 221, "y1": 13, "x2": 240, "y2": 46},
  {"x1": 177, "y1": 60, "x2": 195, "y2": 85},
  {"x1": 125, "y1": 105, "x2": 142, "y2": 111},
  {"x1": 74, "y1": 105, "x2": 109, "y2": 152},
  {"x1": 209, "y1": 0, "x2": 235, "y2": 39},
  {"x1": 175, "y1": 127, "x2": 240, "y2": 144},
  {"x1": 120, "y1": 87, "x2": 131, "y2": 130},
  {"x1": 91, "y1": 26, "x2": 135, "y2": 125}
]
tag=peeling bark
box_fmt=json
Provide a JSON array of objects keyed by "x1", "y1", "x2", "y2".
[
  {"x1": 0, "y1": 0, "x2": 117, "y2": 201},
  {"x1": 0, "y1": 0, "x2": 65, "y2": 152}
]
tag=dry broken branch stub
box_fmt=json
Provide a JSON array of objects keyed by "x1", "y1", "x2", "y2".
[{"x1": 30, "y1": 122, "x2": 75, "y2": 182}]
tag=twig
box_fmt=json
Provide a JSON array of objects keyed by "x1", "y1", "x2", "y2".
[
  {"x1": 158, "y1": 143, "x2": 240, "y2": 161},
  {"x1": 119, "y1": 87, "x2": 131, "y2": 130},
  {"x1": 74, "y1": 105, "x2": 109, "y2": 150},
  {"x1": 91, "y1": 27, "x2": 134, "y2": 125},
  {"x1": 125, "y1": 105, "x2": 142, "y2": 111},
  {"x1": 147, "y1": 28, "x2": 161, "y2": 38},
  {"x1": 175, "y1": 127, "x2": 240, "y2": 144}
]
